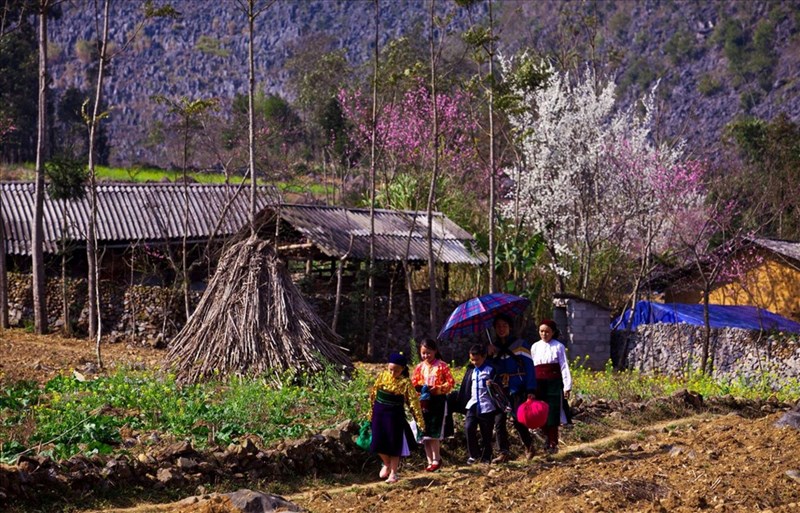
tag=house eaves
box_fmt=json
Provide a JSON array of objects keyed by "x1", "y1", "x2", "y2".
[
  {"x1": 1, "y1": 182, "x2": 280, "y2": 255},
  {"x1": 272, "y1": 204, "x2": 487, "y2": 266}
]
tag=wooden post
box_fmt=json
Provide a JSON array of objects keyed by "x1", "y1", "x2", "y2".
[{"x1": 332, "y1": 259, "x2": 344, "y2": 332}]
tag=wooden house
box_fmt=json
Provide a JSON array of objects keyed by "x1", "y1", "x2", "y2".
[
  {"x1": 1, "y1": 182, "x2": 486, "y2": 288},
  {"x1": 1, "y1": 181, "x2": 279, "y2": 282},
  {"x1": 658, "y1": 237, "x2": 800, "y2": 322}
]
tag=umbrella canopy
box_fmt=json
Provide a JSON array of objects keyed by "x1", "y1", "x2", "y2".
[{"x1": 438, "y1": 292, "x2": 530, "y2": 340}]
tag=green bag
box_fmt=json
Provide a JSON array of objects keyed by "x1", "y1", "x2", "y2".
[{"x1": 355, "y1": 420, "x2": 372, "y2": 451}]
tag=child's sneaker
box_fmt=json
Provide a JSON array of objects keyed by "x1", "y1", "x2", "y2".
[{"x1": 466, "y1": 457, "x2": 477, "y2": 465}]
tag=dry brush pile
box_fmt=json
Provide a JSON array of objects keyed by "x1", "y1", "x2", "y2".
[{"x1": 166, "y1": 237, "x2": 352, "y2": 383}]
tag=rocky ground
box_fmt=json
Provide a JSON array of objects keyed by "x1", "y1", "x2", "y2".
[{"x1": 1, "y1": 330, "x2": 799, "y2": 512}]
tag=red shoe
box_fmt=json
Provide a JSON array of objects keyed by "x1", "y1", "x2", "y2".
[{"x1": 426, "y1": 461, "x2": 441, "y2": 472}]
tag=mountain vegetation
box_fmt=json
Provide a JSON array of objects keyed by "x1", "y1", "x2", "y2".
[
  {"x1": 0, "y1": 1, "x2": 794, "y2": 167},
  {"x1": 1, "y1": 0, "x2": 799, "y2": 319}
]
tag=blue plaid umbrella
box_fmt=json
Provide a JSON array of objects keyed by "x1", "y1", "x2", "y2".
[{"x1": 438, "y1": 292, "x2": 530, "y2": 340}]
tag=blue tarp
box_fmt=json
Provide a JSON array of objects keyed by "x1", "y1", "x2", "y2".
[{"x1": 612, "y1": 301, "x2": 800, "y2": 334}]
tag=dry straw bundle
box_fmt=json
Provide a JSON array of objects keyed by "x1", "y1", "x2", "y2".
[{"x1": 166, "y1": 236, "x2": 352, "y2": 383}]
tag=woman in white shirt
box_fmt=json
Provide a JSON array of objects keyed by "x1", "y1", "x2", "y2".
[{"x1": 531, "y1": 319, "x2": 572, "y2": 454}]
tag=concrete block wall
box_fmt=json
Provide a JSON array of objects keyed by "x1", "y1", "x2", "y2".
[{"x1": 553, "y1": 294, "x2": 611, "y2": 370}]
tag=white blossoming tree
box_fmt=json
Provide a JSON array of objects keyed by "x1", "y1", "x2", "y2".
[{"x1": 501, "y1": 57, "x2": 706, "y2": 302}]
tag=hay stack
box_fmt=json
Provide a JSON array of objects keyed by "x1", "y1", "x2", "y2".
[{"x1": 166, "y1": 236, "x2": 352, "y2": 383}]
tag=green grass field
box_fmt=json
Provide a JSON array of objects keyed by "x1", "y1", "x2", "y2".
[{"x1": 1, "y1": 163, "x2": 332, "y2": 196}]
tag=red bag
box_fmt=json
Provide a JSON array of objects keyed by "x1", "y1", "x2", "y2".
[{"x1": 517, "y1": 398, "x2": 549, "y2": 429}]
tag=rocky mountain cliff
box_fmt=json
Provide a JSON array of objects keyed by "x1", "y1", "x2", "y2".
[{"x1": 46, "y1": 0, "x2": 800, "y2": 166}]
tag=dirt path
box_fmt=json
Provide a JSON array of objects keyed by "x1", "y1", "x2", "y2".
[
  {"x1": 287, "y1": 414, "x2": 712, "y2": 504},
  {"x1": 3, "y1": 331, "x2": 799, "y2": 512},
  {"x1": 294, "y1": 412, "x2": 800, "y2": 513}
]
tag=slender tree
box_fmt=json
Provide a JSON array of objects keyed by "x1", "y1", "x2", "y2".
[
  {"x1": 233, "y1": 0, "x2": 275, "y2": 233},
  {"x1": 366, "y1": 0, "x2": 379, "y2": 359},
  {"x1": 86, "y1": 0, "x2": 109, "y2": 364},
  {"x1": 457, "y1": 0, "x2": 498, "y2": 292},
  {"x1": 86, "y1": 0, "x2": 178, "y2": 366},
  {"x1": 152, "y1": 95, "x2": 219, "y2": 319},
  {"x1": 425, "y1": 0, "x2": 441, "y2": 338},
  {"x1": 32, "y1": 0, "x2": 54, "y2": 335},
  {"x1": 0, "y1": 119, "x2": 15, "y2": 328},
  {"x1": 45, "y1": 155, "x2": 87, "y2": 337}
]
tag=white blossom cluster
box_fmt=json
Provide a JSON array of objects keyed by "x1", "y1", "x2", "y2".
[{"x1": 500, "y1": 55, "x2": 706, "y2": 287}]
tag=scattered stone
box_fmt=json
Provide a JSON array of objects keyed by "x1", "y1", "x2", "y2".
[
  {"x1": 672, "y1": 389, "x2": 703, "y2": 408},
  {"x1": 667, "y1": 445, "x2": 696, "y2": 459},
  {"x1": 226, "y1": 489, "x2": 306, "y2": 512},
  {"x1": 137, "y1": 453, "x2": 157, "y2": 466},
  {"x1": 156, "y1": 467, "x2": 185, "y2": 486},
  {"x1": 158, "y1": 440, "x2": 198, "y2": 461},
  {"x1": 177, "y1": 457, "x2": 199, "y2": 471},
  {"x1": 775, "y1": 402, "x2": 800, "y2": 430},
  {"x1": 787, "y1": 469, "x2": 800, "y2": 483}
]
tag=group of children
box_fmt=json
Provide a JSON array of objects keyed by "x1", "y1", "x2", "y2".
[{"x1": 367, "y1": 316, "x2": 573, "y2": 484}]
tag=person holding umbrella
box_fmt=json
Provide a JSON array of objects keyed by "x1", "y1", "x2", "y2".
[{"x1": 488, "y1": 313, "x2": 538, "y2": 462}]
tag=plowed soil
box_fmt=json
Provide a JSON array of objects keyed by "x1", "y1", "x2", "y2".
[
  {"x1": 293, "y1": 411, "x2": 800, "y2": 513},
  {"x1": 2, "y1": 329, "x2": 799, "y2": 513},
  {"x1": 0, "y1": 329, "x2": 163, "y2": 383}
]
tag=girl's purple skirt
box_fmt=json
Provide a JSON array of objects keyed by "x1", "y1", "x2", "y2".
[{"x1": 370, "y1": 399, "x2": 417, "y2": 456}]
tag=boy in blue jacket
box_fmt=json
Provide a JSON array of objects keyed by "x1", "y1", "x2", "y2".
[{"x1": 459, "y1": 344, "x2": 498, "y2": 464}]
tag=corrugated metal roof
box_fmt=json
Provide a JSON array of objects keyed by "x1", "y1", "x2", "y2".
[
  {"x1": 2, "y1": 182, "x2": 486, "y2": 265},
  {"x1": 274, "y1": 205, "x2": 487, "y2": 265},
  {"x1": 1, "y1": 182, "x2": 279, "y2": 255},
  {"x1": 750, "y1": 237, "x2": 800, "y2": 264}
]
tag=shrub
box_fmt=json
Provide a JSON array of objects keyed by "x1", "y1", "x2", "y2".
[
  {"x1": 664, "y1": 30, "x2": 699, "y2": 65},
  {"x1": 697, "y1": 74, "x2": 723, "y2": 96}
]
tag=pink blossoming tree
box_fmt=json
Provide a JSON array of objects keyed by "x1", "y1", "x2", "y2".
[{"x1": 339, "y1": 81, "x2": 483, "y2": 209}]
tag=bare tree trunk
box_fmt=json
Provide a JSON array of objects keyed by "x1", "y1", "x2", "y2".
[
  {"x1": 60, "y1": 201, "x2": 72, "y2": 336},
  {"x1": 386, "y1": 262, "x2": 396, "y2": 353},
  {"x1": 487, "y1": 0, "x2": 496, "y2": 294},
  {"x1": 426, "y1": 0, "x2": 440, "y2": 338},
  {"x1": 247, "y1": 2, "x2": 257, "y2": 234},
  {"x1": 400, "y1": 210, "x2": 421, "y2": 343},
  {"x1": 701, "y1": 287, "x2": 711, "y2": 375},
  {"x1": 0, "y1": 187, "x2": 8, "y2": 330},
  {"x1": 181, "y1": 118, "x2": 190, "y2": 320},
  {"x1": 405, "y1": 261, "x2": 418, "y2": 342},
  {"x1": 238, "y1": 0, "x2": 276, "y2": 232},
  {"x1": 332, "y1": 259, "x2": 344, "y2": 332},
  {"x1": 32, "y1": 1, "x2": 49, "y2": 335},
  {"x1": 366, "y1": 0, "x2": 379, "y2": 359},
  {"x1": 88, "y1": 0, "x2": 110, "y2": 368}
]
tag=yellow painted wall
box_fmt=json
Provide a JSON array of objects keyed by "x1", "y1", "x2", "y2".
[{"x1": 664, "y1": 253, "x2": 800, "y2": 322}]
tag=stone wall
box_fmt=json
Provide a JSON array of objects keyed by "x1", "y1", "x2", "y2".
[
  {"x1": 7, "y1": 273, "x2": 199, "y2": 347},
  {"x1": 613, "y1": 324, "x2": 800, "y2": 384},
  {"x1": 6, "y1": 272, "x2": 464, "y2": 361}
]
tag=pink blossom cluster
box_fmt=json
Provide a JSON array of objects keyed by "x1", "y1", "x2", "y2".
[
  {"x1": 719, "y1": 244, "x2": 765, "y2": 284},
  {"x1": 606, "y1": 139, "x2": 706, "y2": 203},
  {"x1": 339, "y1": 81, "x2": 484, "y2": 189}
]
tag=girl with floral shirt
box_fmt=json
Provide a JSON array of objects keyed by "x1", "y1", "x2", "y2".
[{"x1": 411, "y1": 338, "x2": 455, "y2": 472}]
